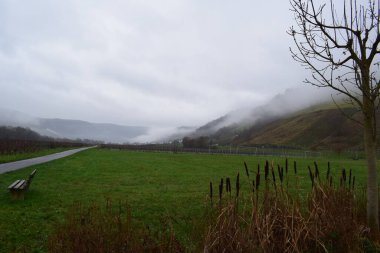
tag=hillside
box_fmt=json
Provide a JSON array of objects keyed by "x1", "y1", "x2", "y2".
[
  {"x1": 188, "y1": 105, "x2": 372, "y2": 151},
  {"x1": 38, "y1": 118, "x2": 147, "y2": 143},
  {"x1": 0, "y1": 126, "x2": 45, "y2": 141},
  {"x1": 183, "y1": 86, "x2": 369, "y2": 151},
  {"x1": 0, "y1": 108, "x2": 148, "y2": 143},
  {"x1": 187, "y1": 86, "x2": 334, "y2": 145},
  {"x1": 233, "y1": 107, "x2": 367, "y2": 150}
]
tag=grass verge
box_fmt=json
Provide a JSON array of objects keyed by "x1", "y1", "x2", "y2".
[
  {"x1": 0, "y1": 147, "x2": 76, "y2": 164},
  {"x1": 0, "y1": 148, "x2": 374, "y2": 252}
]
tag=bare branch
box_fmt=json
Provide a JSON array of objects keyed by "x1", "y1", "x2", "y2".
[
  {"x1": 331, "y1": 94, "x2": 364, "y2": 127},
  {"x1": 289, "y1": 0, "x2": 380, "y2": 112}
]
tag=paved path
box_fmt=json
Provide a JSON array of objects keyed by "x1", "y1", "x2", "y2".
[{"x1": 0, "y1": 146, "x2": 96, "y2": 174}]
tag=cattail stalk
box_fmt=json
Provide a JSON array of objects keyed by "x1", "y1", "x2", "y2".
[
  {"x1": 265, "y1": 160, "x2": 269, "y2": 181},
  {"x1": 236, "y1": 173, "x2": 240, "y2": 197},
  {"x1": 256, "y1": 172, "x2": 260, "y2": 191},
  {"x1": 226, "y1": 177, "x2": 231, "y2": 194},
  {"x1": 244, "y1": 162, "x2": 249, "y2": 178},
  {"x1": 271, "y1": 165, "x2": 276, "y2": 187},
  {"x1": 342, "y1": 168, "x2": 347, "y2": 186},
  {"x1": 326, "y1": 161, "x2": 331, "y2": 181},
  {"x1": 348, "y1": 169, "x2": 352, "y2": 188},
  {"x1": 209, "y1": 182, "x2": 213, "y2": 206},
  {"x1": 281, "y1": 167, "x2": 284, "y2": 181},
  {"x1": 308, "y1": 166, "x2": 314, "y2": 188},
  {"x1": 219, "y1": 178, "x2": 223, "y2": 201},
  {"x1": 277, "y1": 165, "x2": 283, "y2": 184},
  {"x1": 314, "y1": 161, "x2": 319, "y2": 181},
  {"x1": 285, "y1": 158, "x2": 288, "y2": 174}
]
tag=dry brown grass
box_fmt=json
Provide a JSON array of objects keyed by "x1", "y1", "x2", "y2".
[
  {"x1": 48, "y1": 200, "x2": 183, "y2": 253},
  {"x1": 203, "y1": 160, "x2": 377, "y2": 253}
]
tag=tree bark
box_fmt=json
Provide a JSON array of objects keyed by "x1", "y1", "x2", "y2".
[
  {"x1": 364, "y1": 123, "x2": 379, "y2": 233},
  {"x1": 363, "y1": 87, "x2": 379, "y2": 234}
]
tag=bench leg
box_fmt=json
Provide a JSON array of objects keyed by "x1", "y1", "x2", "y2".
[{"x1": 10, "y1": 191, "x2": 25, "y2": 200}]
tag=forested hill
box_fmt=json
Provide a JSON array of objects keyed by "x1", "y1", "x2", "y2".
[
  {"x1": 232, "y1": 107, "x2": 369, "y2": 150},
  {"x1": 0, "y1": 108, "x2": 148, "y2": 143},
  {"x1": 185, "y1": 106, "x2": 376, "y2": 151},
  {"x1": 0, "y1": 126, "x2": 99, "y2": 144},
  {"x1": 0, "y1": 126, "x2": 47, "y2": 141}
]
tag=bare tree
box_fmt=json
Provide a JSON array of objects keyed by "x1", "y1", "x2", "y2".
[{"x1": 289, "y1": 0, "x2": 380, "y2": 233}]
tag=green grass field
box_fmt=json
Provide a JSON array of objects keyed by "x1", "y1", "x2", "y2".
[
  {"x1": 0, "y1": 147, "x2": 76, "y2": 164},
  {"x1": 0, "y1": 148, "x2": 373, "y2": 252}
]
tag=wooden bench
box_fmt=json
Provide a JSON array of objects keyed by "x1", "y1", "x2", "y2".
[{"x1": 8, "y1": 169, "x2": 37, "y2": 200}]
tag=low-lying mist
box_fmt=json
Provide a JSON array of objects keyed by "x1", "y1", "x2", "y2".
[
  {"x1": 188, "y1": 86, "x2": 337, "y2": 138},
  {"x1": 0, "y1": 86, "x2": 340, "y2": 144}
]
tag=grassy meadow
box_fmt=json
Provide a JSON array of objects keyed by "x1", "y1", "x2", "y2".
[{"x1": 0, "y1": 147, "x2": 373, "y2": 252}]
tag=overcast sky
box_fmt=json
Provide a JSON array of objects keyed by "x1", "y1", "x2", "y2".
[{"x1": 0, "y1": 0, "x2": 313, "y2": 128}]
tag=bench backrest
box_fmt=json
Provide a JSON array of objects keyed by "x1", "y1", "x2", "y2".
[
  {"x1": 29, "y1": 169, "x2": 37, "y2": 179},
  {"x1": 26, "y1": 169, "x2": 37, "y2": 189}
]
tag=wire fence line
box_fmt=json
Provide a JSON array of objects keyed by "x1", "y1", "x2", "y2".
[{"x1": 100, "y1": 144, "x2": 369, "y2": 159}]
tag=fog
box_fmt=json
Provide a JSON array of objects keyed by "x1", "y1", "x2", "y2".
[
  {"x1": 0, "y1": 1, "x2": 300, "y2": 127},
  {"x1": 0, "y1": 1, "x2": 352, "y2": 143},
  {"x1": 189, "y1": 85, "x2": 337, "y2": 138},
  {"x1": 0, "y1": 84, "x2": 341, "y2": 143},
  {"x1": 232, "y1": 86, "x2": 336, "y2": 126}
]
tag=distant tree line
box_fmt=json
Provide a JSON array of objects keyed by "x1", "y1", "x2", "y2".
[
  {"x1": 0, "y1": 126, "x2": 98, "y2": 155},
  {"x1": 0, "y1": 126, "x2": 49, "y2": 141},
  {"x1": 182, "y1": 136, "x2": 211, "y2": 149}
]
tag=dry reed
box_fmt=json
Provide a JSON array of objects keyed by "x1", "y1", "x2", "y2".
[
  {"x1": 49, "y1": 200, "x2": 183, "y2": 253},
  {"x1": 204, "y1": 160, "x2": 374, "y2": 253}
]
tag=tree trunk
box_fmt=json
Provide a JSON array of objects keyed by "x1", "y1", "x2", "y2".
[{"x1": 363, "y1": 96, "x2": 379, "y2": 234}]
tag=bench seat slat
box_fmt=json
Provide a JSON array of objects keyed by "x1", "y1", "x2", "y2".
[
  {"x1": 13, "y1": 180, "x2": 26, "y2": 190},
  {"x1": 8, "y1": 180, "x2": 21, "y2": 189}
]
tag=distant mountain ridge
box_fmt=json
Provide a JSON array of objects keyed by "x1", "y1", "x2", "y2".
[
  {"x1": 233, "y1": 107, "x2": 369, "y2": 150},
  {"x1": 188, "y1": 105, "x2": 372, "y2": 150},
  {"x1": 0, "y1": 108, "x2": 148, "y2": 143},
  {"x1": 190, "y1": 87, "x2": 333, "y2": 139},
  {"x1": 184, "y1": 87, "x2": 368, "y2": 150}
]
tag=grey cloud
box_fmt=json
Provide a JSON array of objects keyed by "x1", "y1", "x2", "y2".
[{"x1": 0, "y1": 0, "x2": 331, "y2": 134}]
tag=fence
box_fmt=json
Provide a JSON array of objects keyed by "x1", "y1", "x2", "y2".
[{"x1": 100, "y1": 144, "x2": 326, "y2": 158}]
